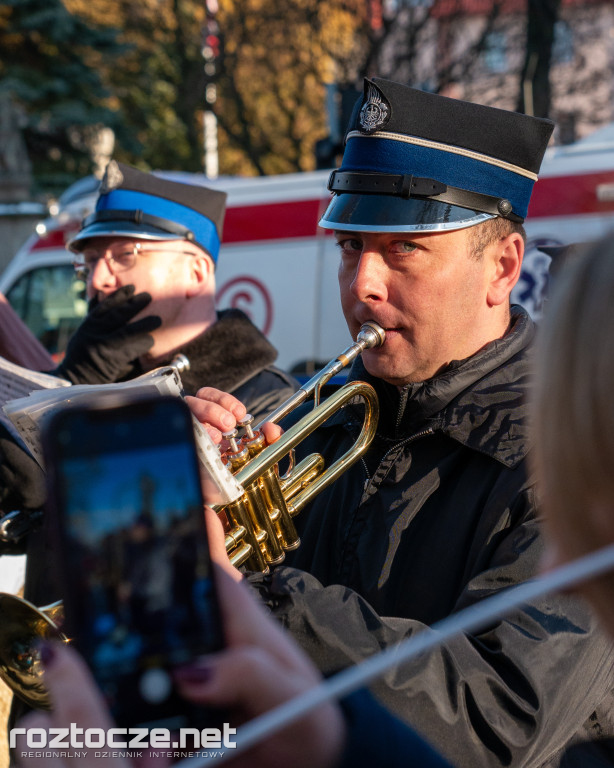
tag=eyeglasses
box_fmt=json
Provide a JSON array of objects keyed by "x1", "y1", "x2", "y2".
[{"x1": 72, "y1": 242, "x2": 195, "y2": 280}]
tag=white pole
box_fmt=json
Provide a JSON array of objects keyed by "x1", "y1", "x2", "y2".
[
  {"x1": 177, "y1": 543, "x2": 614, "y2": 767},
  {"x1": 203, "y1": 107, "x2": 218, "y2": 179}
]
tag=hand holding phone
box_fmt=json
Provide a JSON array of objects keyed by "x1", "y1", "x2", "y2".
[{"x1": 43, "y1": 394, "x2": 225, "y2": 730}]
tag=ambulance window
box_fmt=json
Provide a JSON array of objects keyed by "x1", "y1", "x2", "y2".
[{"x1": 5, "y1": 265, "x2": 87, "y2": 358}]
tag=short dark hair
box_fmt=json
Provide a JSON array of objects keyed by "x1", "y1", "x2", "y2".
[{"x1": 469, "y1": 217, "x2": 526, "y2": 259}]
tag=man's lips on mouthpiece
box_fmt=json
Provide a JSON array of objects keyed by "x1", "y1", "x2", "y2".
[
  {"x1": 357, "y1": 319, "x2": 402, "y2": 344},
  {"x1": 362, "y1": 326, "x2": 400, "y2": 345}
]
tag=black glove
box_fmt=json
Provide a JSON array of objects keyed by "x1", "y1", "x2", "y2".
[
  {"x1": 0, "y1": 422, "x2": 46, "y2": 554},
  {"x1": 54, "y1": 285, "x2": 162, "y2": 385}
]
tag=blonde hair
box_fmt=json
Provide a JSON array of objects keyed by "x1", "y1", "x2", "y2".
[{"x1": 533, "y1": 236, "x2": 614, "y2": 563}]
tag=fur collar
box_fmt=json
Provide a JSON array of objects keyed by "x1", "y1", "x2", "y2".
[{"x1": 162, "y1": 309, "x2": 278, "y2": 395}]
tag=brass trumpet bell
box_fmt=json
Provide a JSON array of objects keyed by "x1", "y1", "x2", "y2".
[{"x1": 0, "y1": 594, "x2": 66, "y2": 709}]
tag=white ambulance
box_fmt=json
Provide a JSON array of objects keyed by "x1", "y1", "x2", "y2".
[
  {"x1": 1, "y1": 125, "x2": 614, "y2": 374},
  {"x1": 0, "y1": 170, "x2": 341, "y2": 374}
]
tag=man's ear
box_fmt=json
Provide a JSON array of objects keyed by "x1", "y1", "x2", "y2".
[
  {"x1": 186, "y1": 251, "x2": 214, "y2": 298},
  {"x1": 486, "y1": 232, "x2": 524, "y2": 307}
]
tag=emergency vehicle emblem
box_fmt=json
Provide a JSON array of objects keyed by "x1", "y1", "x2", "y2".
[{"x1": 359, "y1": 82, "x2": 390, "y2": 134}]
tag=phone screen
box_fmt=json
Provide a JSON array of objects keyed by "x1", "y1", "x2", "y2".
[{"x1": 45, "y1": 395, "x2": 224, "y2": 730}]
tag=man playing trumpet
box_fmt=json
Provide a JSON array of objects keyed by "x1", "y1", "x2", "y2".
[{"x1": 189, "y1": 78, "x2": 614, "y2": 766}]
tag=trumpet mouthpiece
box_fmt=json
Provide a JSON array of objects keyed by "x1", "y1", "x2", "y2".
[{"x1": 357, "y1": 322, "x2": 386, "y2": 350}]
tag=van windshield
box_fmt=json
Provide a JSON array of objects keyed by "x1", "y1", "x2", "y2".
[{"x1": 6, "y1": 266, "x2": 87, "y2": 362}]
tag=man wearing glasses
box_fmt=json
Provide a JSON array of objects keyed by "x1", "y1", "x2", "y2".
[
  {"x1": 59, "y1": 160, "x2": 297, "y2": 420},
  {"x1": 190, "y1": 79, "x2": 614, "y2": 765},
  {"x1": 6, "y1": 161, "x2": 300, "y2": 730}
]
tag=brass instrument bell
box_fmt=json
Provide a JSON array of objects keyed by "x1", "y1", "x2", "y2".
[{"x1": 0, "y1": 594, "x2": 67, "y2": 709}]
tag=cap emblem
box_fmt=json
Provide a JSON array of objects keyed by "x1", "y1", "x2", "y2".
[
  {"x1": 100, "y1": 160, "x2": 124, "y2": 194},
  {"x1": 359, "y1": 81, "x2": 390, "y2": 134}
]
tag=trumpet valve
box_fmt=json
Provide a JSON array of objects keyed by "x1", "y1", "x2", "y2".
[
  {"x1": 238, "y1": 414, "x2": 256, "y2": 440},
  {"x1": 222, "y1": 429, "x2": 249, "y2": 472},
  {"x1": 223, "y1": 428, "x2": 240, "y2": 453},
  {"x1": 238, "y1": 415, "x2": 266, "y2": 457}
]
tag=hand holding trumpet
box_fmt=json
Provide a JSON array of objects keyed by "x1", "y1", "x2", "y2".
[
  {"x1": 186, "y1": 388, "x2": 283, "y2": 447},
  {"x1": 187, "y1": 323, "x2": 384, "y2": 575}
]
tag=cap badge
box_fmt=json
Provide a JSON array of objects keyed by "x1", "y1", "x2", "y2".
[
  {"x1": 100, "y1": 160, "x2": 124, "y2": 194},
  {"x1": 359, "y1": 82, "x2": 390, "y2": 134}
]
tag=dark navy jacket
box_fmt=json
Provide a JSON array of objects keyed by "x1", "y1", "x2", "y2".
[{"x1": 249, "y1": 307, "x2": 614, "y2": 767}]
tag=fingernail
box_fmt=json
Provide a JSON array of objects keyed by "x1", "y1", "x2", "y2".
[
  {"x1": 39, "y1": 642, "x2": 56, "y2": 669},
  {"x1": 221, "y1": 414, "x2": 234, "y2": 429},
  {"x1": 173, "y1": 664, "x2": 213, "y2": 685}
]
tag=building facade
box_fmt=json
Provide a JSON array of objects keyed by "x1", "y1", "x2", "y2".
[{"x1": 372, "y1": 0, "x2": 614, "y2": 145}]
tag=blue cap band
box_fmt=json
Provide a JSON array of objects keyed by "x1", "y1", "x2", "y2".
[
  {"x1": 341, "y1": 134, "x2": 536, "y2": 220},
  {"x1": 97, "y1": 188, "x2": 221, "y2": 262}
]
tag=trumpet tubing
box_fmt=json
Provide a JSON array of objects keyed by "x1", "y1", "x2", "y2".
[
  {"x1": 218, "y1": 381, "x2": 379, "y2": 571},
  {"x1": 215, "y1": 319, "x2": 385, "y2": 572}
]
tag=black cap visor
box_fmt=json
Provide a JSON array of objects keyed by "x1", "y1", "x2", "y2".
[
  {"x1": 67, "y1": 220, "x2": 183, "y2": 253},
  {"x1": 318, "y1": 193, "x2": 494, "y2": 233}
]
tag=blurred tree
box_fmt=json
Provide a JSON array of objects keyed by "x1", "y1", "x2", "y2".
[
  {"x1": 210, "y1": 0, "x2": 366, "y2": 175},
  {"x1": 359, "y1": 0, "x2": 508, "y2": 96},
  {"x1": 5, "y1": 0, "x2": 605, "y2": 191},
  {"x1": 66, "y1": 0, "x2": 367, "y2": 176},
  {"x1": 0, "y1": 0, "x2": 128, "y2": 195},
  {"x1": 64, "y1": 0, "x2": 203, "y2": 172}
]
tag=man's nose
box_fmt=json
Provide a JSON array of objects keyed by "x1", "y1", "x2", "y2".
[
  {"x1": 350, "y1": 251, "x2": 388, "y2": 304},
  {"x1": 89, "y1": 255, "x2": 117, "y2": 294}
]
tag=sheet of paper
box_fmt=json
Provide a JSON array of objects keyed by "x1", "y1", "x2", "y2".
[{"x1": 2, "y1": 365, "x2": 244, "y2": 506}]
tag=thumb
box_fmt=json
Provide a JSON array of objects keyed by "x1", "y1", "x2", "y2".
[
  {"x1": 16, "y1": 644, "x2": 134, "y2": 768},
  {"x1": 261, "y1": 422, "x2": 283, "y2": 444},
  {"x1": 40, "y1": 642, "x2": 116, "y2": 731},
  {"x1": 121, "y1": 314, "x2": 163, "y2": 336}
]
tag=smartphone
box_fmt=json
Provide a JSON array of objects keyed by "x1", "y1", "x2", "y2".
[{"x1": 43, "y1": 394, "x2": 225, "y2": 731}]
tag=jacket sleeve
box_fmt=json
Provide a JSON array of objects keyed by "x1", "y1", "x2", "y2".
[
  {"x1": 248, "y1": 512, "x2": 614, "y2": 767},
  {"x1": 0, "y1": 422, "x2": 46, "y2": 554}
]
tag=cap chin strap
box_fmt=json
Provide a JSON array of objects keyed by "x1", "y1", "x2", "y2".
[
  {"x1": 328, "y1": 170, "x2": 523, "y2": 222},
  {"x1": 80, "y1": 209, "x2": 196, "y2": 241}
]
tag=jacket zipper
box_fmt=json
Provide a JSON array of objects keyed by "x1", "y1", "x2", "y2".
[{"x1": 362, "y1": 426, "x2": 435, "y2": 493}]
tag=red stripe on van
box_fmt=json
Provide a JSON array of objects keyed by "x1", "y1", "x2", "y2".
[
  {"x1": 30, "y1": 228, "x2": 76, "y2": 250},
  {"x1": 30, "y1": 199, "x2": 330, "y2": 251},
  {"x1": 35, "y1": 177, "x2": 614, "y2": 249},
  {"x1": 528, "y1": 171, "x2": 614, "y2": 218},
  {"x1": 222, "y1": 198, "x2": 328, "y2": 242}
]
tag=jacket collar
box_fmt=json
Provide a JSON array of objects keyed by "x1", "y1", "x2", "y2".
[
  {"x1": 346, "y1": 306, "x2": 535, "y2": 467},
  {"x1": 160, "y1": 308, "x2": 278, "y2": 395}
]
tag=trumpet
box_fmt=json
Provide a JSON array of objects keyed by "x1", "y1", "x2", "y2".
[
  {"x1": 0, "y1": 323, "x2": 384, "y2": 709},
  {"x1": 214, "y1": 321, "x2": 385, "y2": 572},
  {"x1": 0, "y1": 594, "x2": 66, "y2": 709}
]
